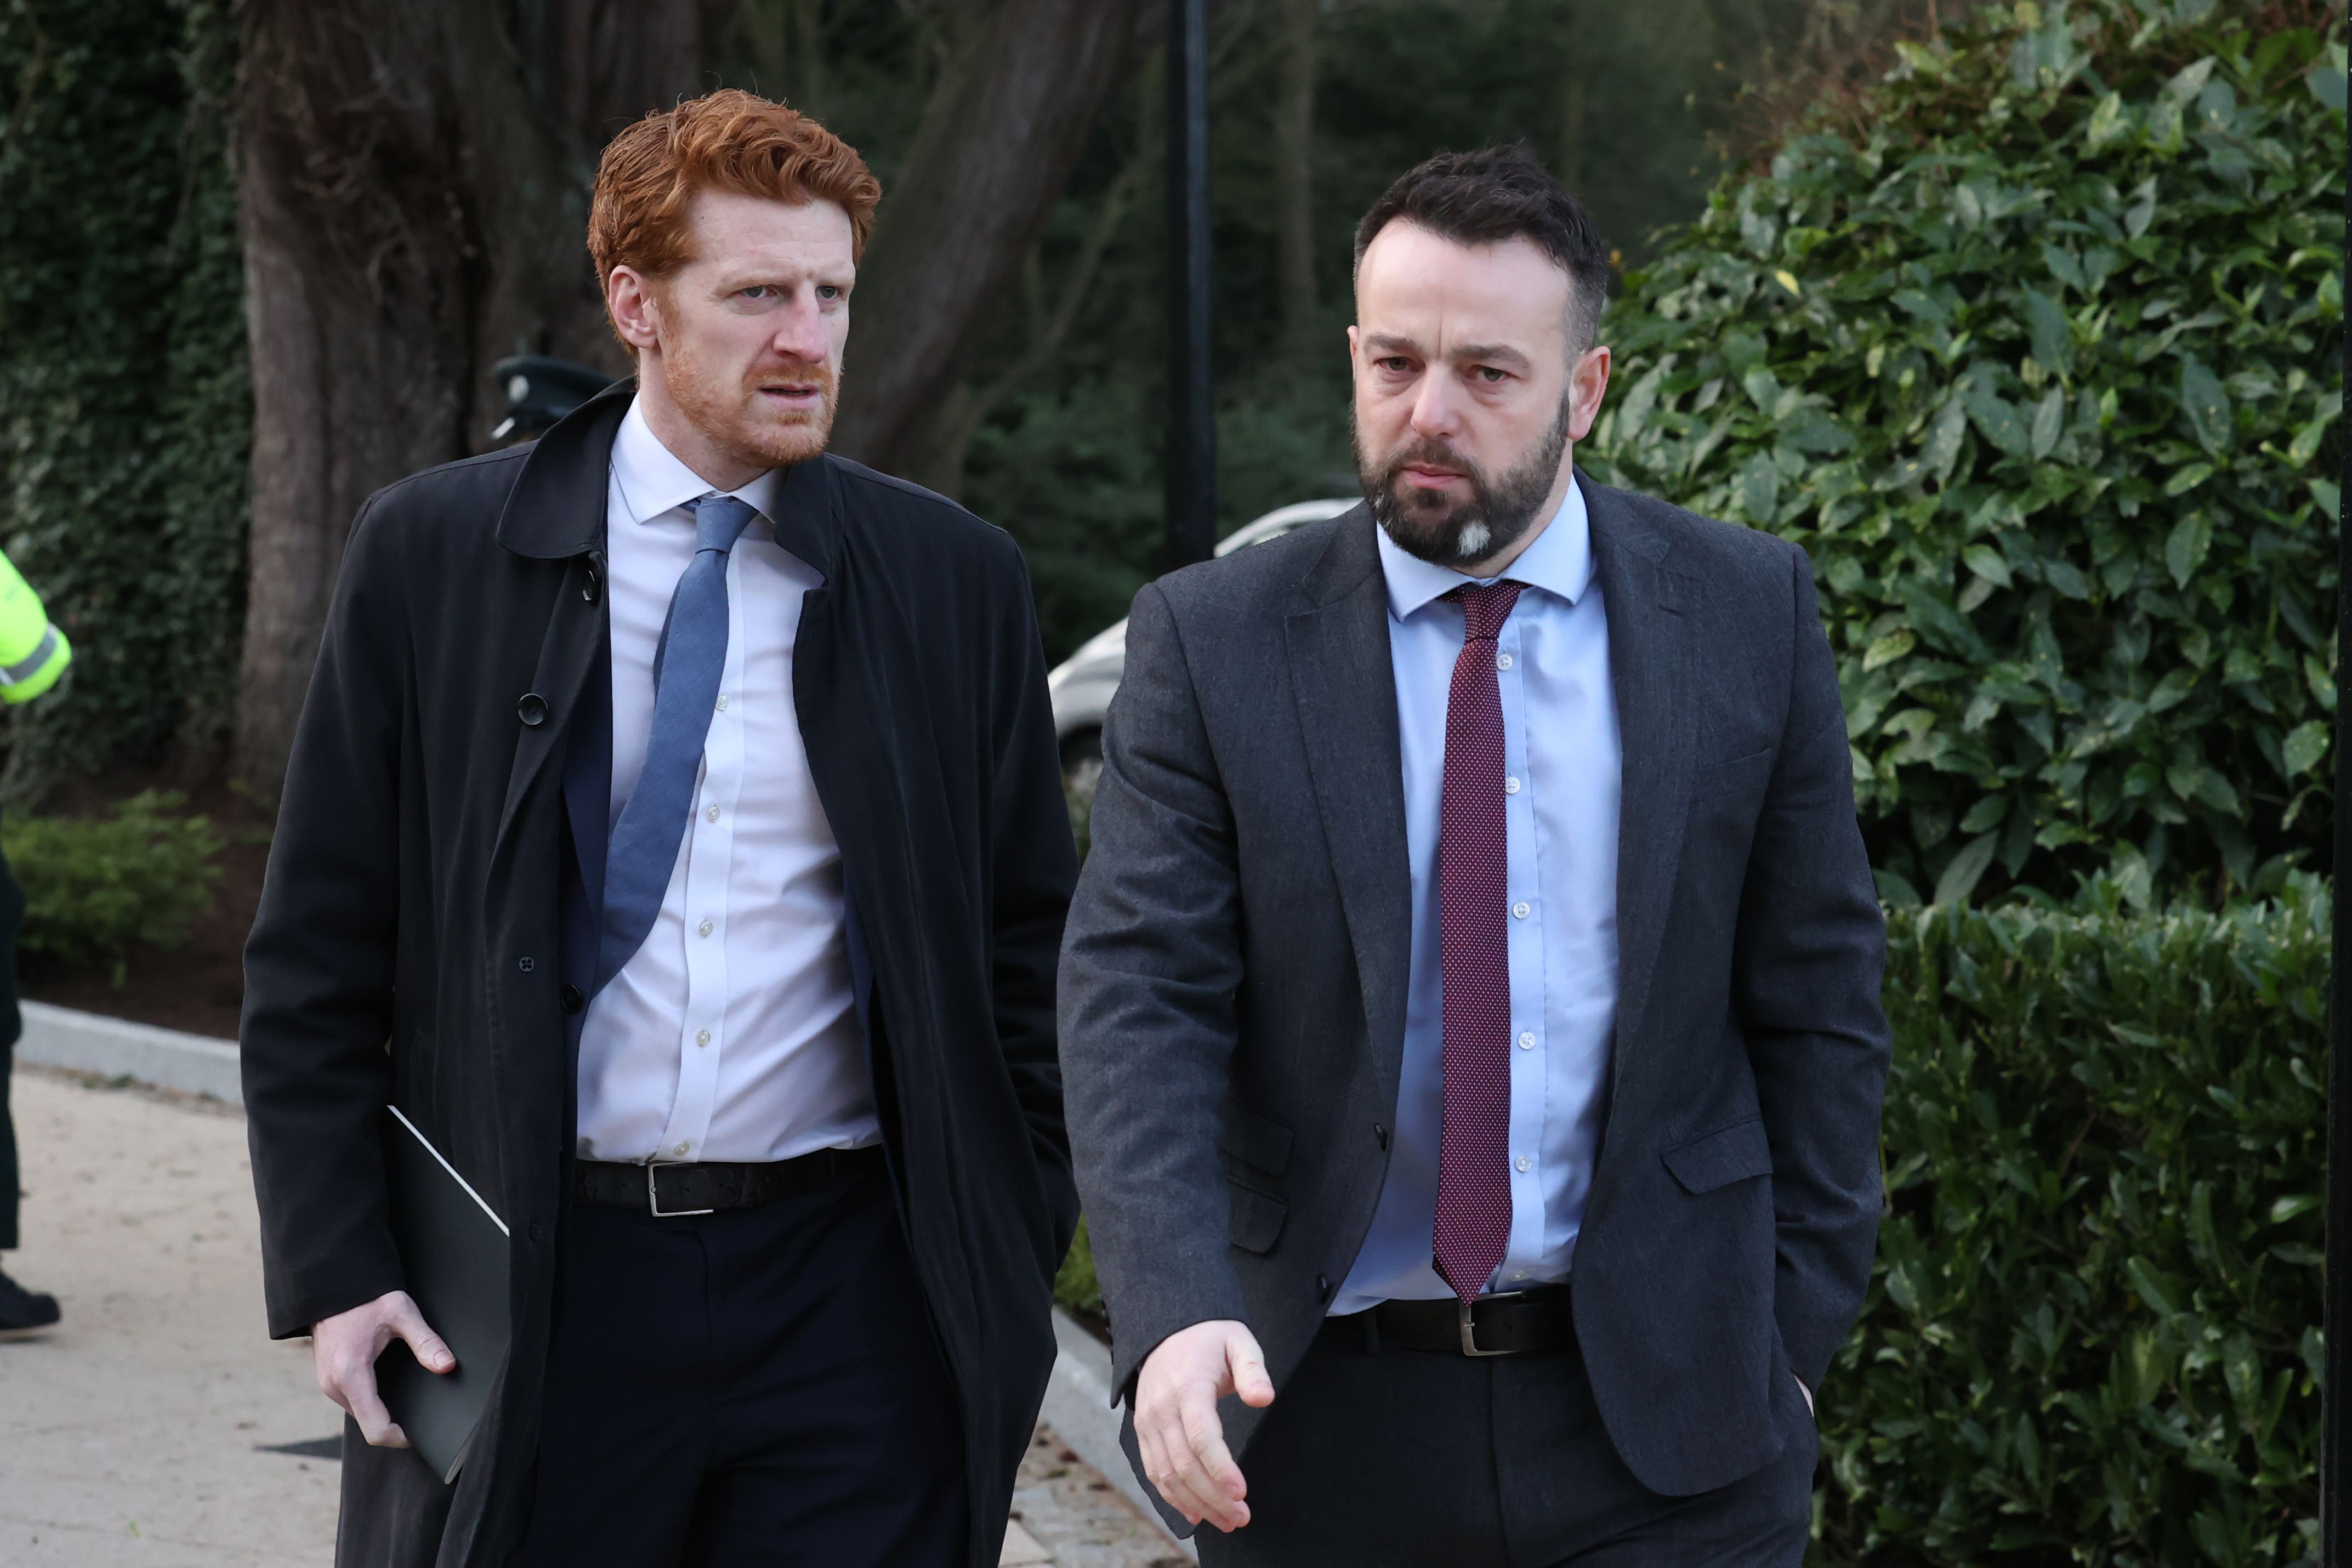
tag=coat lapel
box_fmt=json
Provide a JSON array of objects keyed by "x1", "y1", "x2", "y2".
[
  {"x1": 1583, "y1": 473, "x2": 1696, "y2": 1085},
  {"x1": 1283, "y1": 508, "x2": 1412, "y2": 1105}
]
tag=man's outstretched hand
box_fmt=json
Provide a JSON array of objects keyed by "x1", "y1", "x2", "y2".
[
  {"x1": 1133, "y1": 1319, "x2": 1276, "y2": 1533},
  {"x1": 311, "y1": 1289, "x2": 455, "y2": 1448}
]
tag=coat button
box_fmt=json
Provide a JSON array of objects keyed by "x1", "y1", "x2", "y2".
[
  {"x1": 516, "y1": 692, "x2": 548, "y2": 726},
  {"x1": 582, "y1": 564, "x2": 603, "y2": 604},
  {"x1": 516, "y1": 956, "x2": 536, "y2": 974},
  {"x1": 1373, "y1": 1123, "x2": 1388, "y2": 1150},
  {"x1": 529, "y1": 1222, "x2": 546, "y2": 1242},
  {"x1": 1317, "y1": 1274, "x2": 1333, "y2": 1302},
  {"x1": 560, "y1": 984, "x2": 583, "y2": 1014}
]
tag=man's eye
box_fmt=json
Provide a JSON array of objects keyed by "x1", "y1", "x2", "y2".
[
  {"x1": 741, "y1": 286, "x2": 775, "y2": 300},
  {"x1": 1377, "y1": 357, "x2": 1412, "y2": 373},
  {"x1": 1475, "y1": 366, "x2": 1507, "y2": 384},
  {"x1": 816, "y1": 285, "x2": 842, "y2": 301}
]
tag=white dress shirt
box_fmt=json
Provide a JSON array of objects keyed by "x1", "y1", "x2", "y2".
[
  {"x1": 574, "y1": 400, "x2": 880, "y2": 1165},
  {"x1": 1333, "y1": 481, "x2": 1623, "y2": 1313}
]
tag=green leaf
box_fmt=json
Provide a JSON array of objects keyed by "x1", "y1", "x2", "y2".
[
  {"x1": 2307, "y1": 57, "x2": 2348, "y2": 115},
  {"x1": 1961, "y1": 374, "x2": 2030, "y2": 458},
  {"x1": 2162, "y1": 462, "x2": 2213, "y2": 497},
  {"x1": 2021, "y1": 289, "x2": 2074, "y2": 380},
  {"x1": 2029, "y1": 389, "x2": 2064, "y2": 458},
  {"x1": 1863, "y1": 629, "x2": 1917, "y2": 672},
  {"x1": 1933, "y1": 832, "x2": 1999, "y2": 907},
  {"x1": 1962, "y1": 543, "x2": 2012, "y2": 587},
  {"x1": 2285, "y1": 391, "x2": 2341, "y2": 467},
  {"x1": 2176, "y1": 357, "x2": 2232, "y2": 455},
  {"x1": 2163, "y1": 512, "x2": 2213, "y2": 588},
  {"x1": 2123, "y1": 178, "x2": 2158, "y2": 239},
  {"x1": 2281, "y1": 719, "x2": 2329, "y2": 778},
  {"x1": 2268, "y1": 1193, "x2": 2321, "y2": 1225},
  {"x1": 1922, "y1": 399, "x2": 1968, "y2": 481}
]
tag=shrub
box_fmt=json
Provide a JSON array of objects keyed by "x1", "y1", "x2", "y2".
[
  {"x1": 2, "y1": 791, "x2": 223, "y2": 982},
  {"x1": 1816, "y1": 878, "x2": 2326, "y2": 1566},
  {"x1": 1584, "y1": 0, "x2": 2346, "y2": 906}
]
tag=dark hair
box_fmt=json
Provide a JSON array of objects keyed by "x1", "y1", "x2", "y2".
[{"x1": 1351, "y1": 143, "x2": 1612, "y2": 353}]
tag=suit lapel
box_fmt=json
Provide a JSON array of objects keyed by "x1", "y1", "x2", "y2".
[
  {"x1": 1284, "y1": 510, "x2": 1412, "y2": 1105},
  {"x1": 496, "y1": 553, "x2": 609, "y2": 874},
  {"x1": 1584, "y1": 474, "x2": 1696, "y2": 1087}
]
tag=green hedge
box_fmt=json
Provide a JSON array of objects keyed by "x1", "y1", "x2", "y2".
[
  {"x1": 1820, "y1": 878, "x2": 2325, "y2": 1566},
  {"x1": 1585, "y1": 0, "x2": 2346, "y2": 905},
  {"x1": 3, "y1": 791, "x2": 222, "y2": 983},
  {"x1": 0, "y1": 0, "x2": 251, "y2": 800}
]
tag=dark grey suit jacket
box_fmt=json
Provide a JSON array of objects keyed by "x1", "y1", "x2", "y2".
[{"x1": 1059, "y1": 473, "x2": 1890, "y2": 1508}]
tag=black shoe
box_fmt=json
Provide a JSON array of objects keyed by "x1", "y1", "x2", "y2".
[{"x1": 0, "y1": 1268, "x2": 60, "y2": 1335}]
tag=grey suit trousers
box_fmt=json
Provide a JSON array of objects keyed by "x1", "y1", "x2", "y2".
[{"x1": 1196, "y1": 1327, "x2": 1816, "y2": 1568}]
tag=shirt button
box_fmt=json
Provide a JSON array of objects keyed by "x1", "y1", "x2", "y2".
[
  {"x1": 1512, "y1": 1272, "x2": 1527, "y2": 1281},
  {"x1": 697, "y1": 917, "x2": 715, "y2": 938},
  {"x1": 715, "y1": 694, "x2": 729, "y2": 711},
  {"x1": 706, "y1": 804, "x2": 721, "y2": 821},
  {"x1": 1504, "y1": 776, "x2": 1521, "y2": 795},
  {"x1": 1496, "y1": 652, "x2": 1513, "y2": 671},
  {"x1": 695, "y1": 1029, "x2": 711, "y2": 1047},
  {"x1": 674, "y1": 1142, "x2": 690, "y2": 1157},
  {"x1": 1519, "y1": 1032, "x2": 1536, "y2": 1049},
  {"x1": 1515, "y1": 1155, "x2": 1532, "y2": 1173},
  {"x1": 1512, "y1": 901, "x2": 1531, "y2": 919}
]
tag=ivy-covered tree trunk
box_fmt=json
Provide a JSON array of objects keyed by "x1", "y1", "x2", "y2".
[{"x1": 232, "y1": 0, "x2": 702, "y2": 794}]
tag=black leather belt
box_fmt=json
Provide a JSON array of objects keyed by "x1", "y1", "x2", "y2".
[
  {"x1": 1323, "y1": 1284, "x2": 1575, "y2": 1357},
  {"x1": 575, "y1": 1145, "x2": 884, "y2": 1217}
]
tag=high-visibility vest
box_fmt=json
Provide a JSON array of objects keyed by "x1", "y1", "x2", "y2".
[{"x1": 0, "y1": 552, "x2": 69, "y2": 703}]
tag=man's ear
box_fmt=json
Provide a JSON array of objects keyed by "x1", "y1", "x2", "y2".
[
  {"x1": 606, "y1": 266, "x2": 664, "y2": 355},
  {"x1": 1566, "y1": 345, "x2": 1612, "y2": 442}
]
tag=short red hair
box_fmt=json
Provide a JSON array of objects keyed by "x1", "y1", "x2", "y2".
[{"x1": 588, "y1": 89, "x2": 882, "y2": 292}]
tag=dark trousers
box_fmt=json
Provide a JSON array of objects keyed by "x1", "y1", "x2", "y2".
[
  {"x1": 1197, "y1": 1323, "x2": 1816, "y2": 1568},
  {"x1": 508, "y1": 1161, "x2": 968, "y2": 1568},
  {"x1": 0, "y1": 1033, "x2": 16, "y2": 1252}
]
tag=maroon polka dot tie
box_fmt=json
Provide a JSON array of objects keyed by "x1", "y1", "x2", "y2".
[{"x1": 1432, "y1": 579, "x2": 1524, "y2": 1302}]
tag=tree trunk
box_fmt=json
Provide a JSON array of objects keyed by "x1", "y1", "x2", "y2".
[
  {"x1": 1274, "y1": 0, "x2": 1318, "y2": 357},
  {"x1": 828, "y1": 0, "x2": 1150, "y2": 480},
  {"x1": 231, "y1": 0, "x2": 703, "y2": 794}
]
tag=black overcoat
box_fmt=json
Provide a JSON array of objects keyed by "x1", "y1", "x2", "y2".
[{"x1": 241, "y1": 384, "x2": 1081, "y2": 1568}]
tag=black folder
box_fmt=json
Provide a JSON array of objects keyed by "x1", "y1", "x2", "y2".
[{"x1": 377, "y1": 1105, "x2": 512, "y2": 1484}]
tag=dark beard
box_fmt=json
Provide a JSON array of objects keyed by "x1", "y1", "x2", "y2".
[{"x1": 1355, "y1": 391, "x2": 1574, "y2": 569}]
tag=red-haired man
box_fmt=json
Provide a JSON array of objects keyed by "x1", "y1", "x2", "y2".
[{"x1": 242, "y1": 90, "x2": 1077, "y2": 1567}]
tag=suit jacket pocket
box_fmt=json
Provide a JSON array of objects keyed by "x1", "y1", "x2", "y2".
[
  {"x1": 1689, "y1": 747, "x2": 1777, "y2": 804},
  {"x1": 1218, "y1": 1097, "x2": 1294, "y2": 1177},
  {"x1": 1228, "y1": 1181, "x2": 1287, "y2": 1253},
  {"x1": 1661, "y1": 1117, "x2": 1773, "y2": 1194}
]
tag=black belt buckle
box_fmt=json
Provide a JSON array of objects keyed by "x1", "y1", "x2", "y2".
[
  {"x1": 1459, "y1": 1295, "x2": 1510, "y2": 1357},
  {"x1": 647, "y1": 1162, "x2": 715, "y2": 1218}
]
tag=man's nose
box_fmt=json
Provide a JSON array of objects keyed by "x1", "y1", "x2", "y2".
[
  {"x1": 770, "y1": 296, "x2": 831, "y2": 361},
  {"x1": 1406, "y1": 373, "x2": 1459, "y2": 439}
]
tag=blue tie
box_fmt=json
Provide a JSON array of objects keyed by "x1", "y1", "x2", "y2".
[{"x1": 597, "y1": 493, "x2": 757, "y2": 992}]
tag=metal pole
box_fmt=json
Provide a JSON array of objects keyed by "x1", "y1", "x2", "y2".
[
  {"x1": 2325, "y1": 92, "x2": 2348, "y2": 1568},
  {"x1": 1164, "y1": 0, "x2": 1215, "y2": 571}
]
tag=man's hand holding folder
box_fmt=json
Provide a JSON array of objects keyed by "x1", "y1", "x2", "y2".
[{"x1": 314, "y1": 1289, "x2": 457, "y2": 1450}]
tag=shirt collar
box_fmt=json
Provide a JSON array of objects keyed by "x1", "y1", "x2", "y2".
[
  {"x1": 609, "y1": 396, "x2": 783, "y2": 528},
  {"x1": 1375, "y1": 473, "x2": 1595, "y2": 622}
]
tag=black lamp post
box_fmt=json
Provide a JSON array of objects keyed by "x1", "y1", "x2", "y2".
[
  {"x1": 1164, "y1": 0, "x2": 1215, "y2": 571},
  {"x1": 2325, "y1": 113, "x2": 2348, "y2": 1568}
]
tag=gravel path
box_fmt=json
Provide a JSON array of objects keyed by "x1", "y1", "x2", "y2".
[{"x1": 0, "y1": 1065, "x2": 1176, "y2": 1566}]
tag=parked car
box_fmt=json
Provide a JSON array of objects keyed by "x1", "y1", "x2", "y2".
[{"x1": 1048, "y1": 497, "x2": 1359, "y2": 791}]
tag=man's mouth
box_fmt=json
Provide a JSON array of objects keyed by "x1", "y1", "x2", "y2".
[
  {"x1": 758, "y1": 383, "x2": 825, "y2": 406},
  {"x1": 1397, "y1": 463, "x2": 1466, "y2": 488}
]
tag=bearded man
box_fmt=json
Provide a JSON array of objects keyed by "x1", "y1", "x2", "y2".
[
  {"x1": 241, "y1": 91, "x2": 1077, "y2": 1568},
  {"x1": 1060, "y1": 144, "x2": 1891, "y2": 1565}
]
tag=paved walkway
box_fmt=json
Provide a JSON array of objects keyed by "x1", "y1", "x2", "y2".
[{"x1": 0, "y1": 1067, "x2": 1180, "y2": 1567}]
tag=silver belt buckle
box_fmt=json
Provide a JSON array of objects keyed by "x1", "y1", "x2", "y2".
[
  {"x1": 1458, "y1": 1296, "x2": 1511, "y2": 1357},
  {"x1": 647, "y1": 1162, "x2": 715, "y2": 1218}
]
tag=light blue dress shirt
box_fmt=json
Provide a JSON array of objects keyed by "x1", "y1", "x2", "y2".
[{"x1": 1333, "y1": 482, "x2": 1624, "y2": 1314}]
